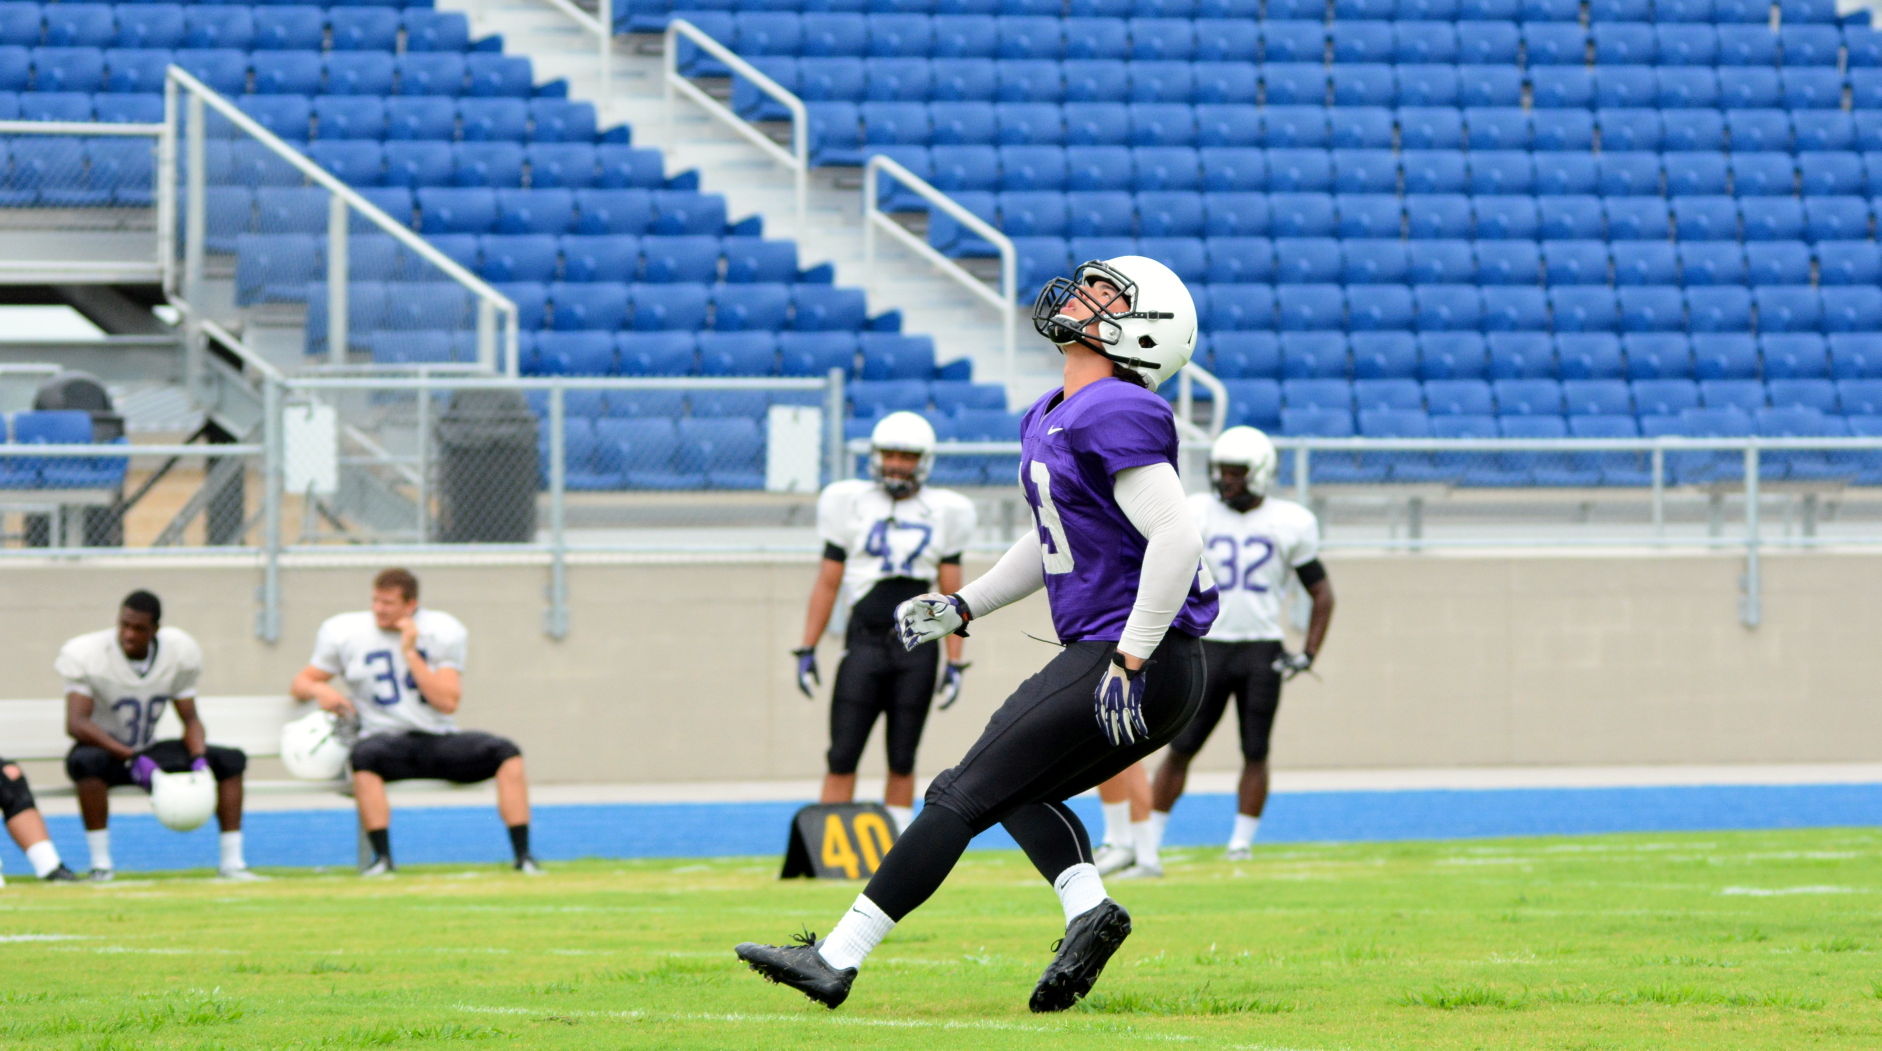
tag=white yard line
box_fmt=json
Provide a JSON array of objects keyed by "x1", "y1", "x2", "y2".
[{"x1": 451, "y1": 1003, "x2": 1333, "y2": 1049}]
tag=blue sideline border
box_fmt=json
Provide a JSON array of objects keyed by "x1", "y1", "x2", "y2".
[{"x1": 24, "y1": 782, "x2": 1882, "y2": 873}]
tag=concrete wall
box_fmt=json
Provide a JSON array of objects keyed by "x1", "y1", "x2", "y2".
[{"x1": 2, "y1": 551, "x2": 1877, "y2": 783}]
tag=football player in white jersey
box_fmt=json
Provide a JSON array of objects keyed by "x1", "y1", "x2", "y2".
[
  {"x1": 0, "y1": 759, "x2": 79, "y2": 884},
  {"x1": 290, "y1": 568, "x2": 539, "y2": 876},
  {"x1": 793, "y1": 411, "x2": 977, "y2": 831},
  {"x1": 1143, "y1": 427, "x2": 1335, "y2": 863},
  {"x1": 60, "y1": 590, "x2": 258, "y2": 881}
]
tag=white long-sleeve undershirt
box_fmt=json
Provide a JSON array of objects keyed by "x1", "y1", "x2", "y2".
[
  {"x1": 954, "y1": 462, "x2": 1200, "y2": 661},
  {"x1": 1111, "y1": 462, "x2": 1203, "y2": 660}
]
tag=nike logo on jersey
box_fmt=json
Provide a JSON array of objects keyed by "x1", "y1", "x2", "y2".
[{"x1": 1047, "y1": 426, "x2": 1065, "y2": 435}]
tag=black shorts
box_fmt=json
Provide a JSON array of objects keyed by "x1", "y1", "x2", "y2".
[
  {"x1": 827, "y1": 628, "x2": 940, "y2": 777},
  {"x1": 1169, "y1": 640, "x2": 1285, "y2": 762},
  {"x1": 349, "y1": 731, "x2": 520, "y2": 783},
  {"x1": 65, "y1": 740, "x2": 248, "y2": 786},
  {"x1": 924, "y1": 633, "x2": 1204, "y2": 834}
]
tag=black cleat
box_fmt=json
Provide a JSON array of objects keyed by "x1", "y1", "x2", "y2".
[
  {"x1": 1029, "y1": 898, "x2": 1132, "y2": 1013},
  {"x1": 41, "y1": 865, "x2": 79, "y2": 882},
  {"x1": 735, "y1": 930, "x2": 856, "y2": 1009}
]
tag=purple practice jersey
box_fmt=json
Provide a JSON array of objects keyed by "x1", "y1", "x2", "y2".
[{"x1": 1016, "y1": 378, "x2": 1218, "y2": 645}]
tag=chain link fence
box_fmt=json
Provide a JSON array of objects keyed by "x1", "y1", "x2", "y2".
[
  {"x1": 0, "y1": 440, "x2": 262, "y2": 551},
  {"x1": 0, "y1": 119, "x2": 162, "y2": 279}
]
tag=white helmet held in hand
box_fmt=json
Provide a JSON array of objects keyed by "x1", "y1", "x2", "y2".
[
  {"x1": 280, "y1": 709, "x2": 353, "y2": 781},
  {"x1": 870, "y1": 411, "x2": 935, "y2": 498},
  {"x1": 150, "y1": 768, "x2": 217, "y2": 832},
  {"x1": 1211, "y1": 426, "x2": 1279, "y2": 503},
  {"x1": 1030, "y1": 255, "x2": 1198, "y2": 391}
]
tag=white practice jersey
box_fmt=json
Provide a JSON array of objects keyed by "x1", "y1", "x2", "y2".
[
  {"x1": 56, "y1": 626, "x2": 203, "y2": 750},
  {"x1": 309, "y1": 608, "x2": 468, "y2": 737},
  {"x1": 1189, "y1": 493, "x2": 1322, "y2": 643},
  {"x1": 818, "y1": 479, "x2": 977, "y2": 621}
]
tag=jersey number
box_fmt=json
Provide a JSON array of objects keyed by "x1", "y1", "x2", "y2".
[
  {"x1": 363, "y1": 650, "x2": 422, "y2": 706},
  {"x1": 1023, "y1": 460, "x2": 1075, "y2": 575},
  {"x1": 863, "y1": 519, "x2": 932, "y2": 574},
  {"x1": 1208, "y1": 535, "x2": 1275, "y2": 592},
  {"x1": 111, "y1": 695, "x2": 170, "y2": 749}
]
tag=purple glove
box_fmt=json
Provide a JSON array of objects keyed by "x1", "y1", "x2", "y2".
[
  {"x1": 189, "y1": 756, "x2": 209, "y2": 773},
  {"x1": 129, "y1": 754, "x2": 159, "y2": 790},
  {"x1": 791, "y1": 647, "x2": 819, "y2": 698}
]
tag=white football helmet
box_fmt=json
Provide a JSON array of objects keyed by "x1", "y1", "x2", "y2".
[
  {"x1": 1211, "y1": 426, "x2": 1279, "y2": 501},
  {"x1": 1030, "y1": 255, "x2": 1198, "y2": 391},
  {"x1": 870, "y1": 411, "x2": 935, "y2": 498},
  {"x1": 150, "y1": 768, "x2": 217, "y2": 832},
  {"x1": 280, "y1": 710, "x2": 353, "y2": 781}
]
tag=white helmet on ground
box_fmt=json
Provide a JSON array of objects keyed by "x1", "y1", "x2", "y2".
[
  {"x1": 280, "y1": 709, "x2": 353, "y2": 781},
  {"x1": 1030, "y1": 254, "x2": 1198, "y2": 391},
  {"x1": 1211, "y1": 426, "x2": 1279, "y2": 501},
  {"x1": 150, "y1": 768, "x2": 217, "y2": 832},
  {"x1": 869, "y1": 411, "x2": 935, "y2": 498}
]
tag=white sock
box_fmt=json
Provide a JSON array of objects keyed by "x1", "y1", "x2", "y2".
[
  {"x1": 818, "y1": 894, "x2": 894, "y2": 971},
  {"x1": 1132, "y1": 816, "x2": 1163, "y2": 870},
  {"x1": 219, "y1": 831, "x2": 246, "y2": 871},
  {"x1": 1100, "y1": 800, "x2": 1130, "y2": 847},
  {"x1": 1054, "y1": 862, "x2": 1108, "y2": 925},
  {"x1": 884, "y1": 805, "x2": 914, "y2": 834},
  {"x1": 1229, "y1": 813, "x2": 1261, "y2": 848},
  {"x1": 25, "y1": 840, "x2": 62, "y2": 878},
  {"x1": 86, "y1": 829, "x2": 112, "y2": 872}
]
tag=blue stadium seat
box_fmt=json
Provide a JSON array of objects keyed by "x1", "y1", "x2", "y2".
[
  {"x1": 1424, "y1": 377, "x2": 1495, "y2": 415},
  {"x1": 396, "y1": 53, "x2": 464, "y2": 96},
  {"x1": 1688, "y1": 333, "x2": 1758, "y2": 381},
  {"x1": 1492, "y1": 379, "x2": 1564, "y2": 416},
  {"x1": 1595, "y1": 65, "x2": 1656, "y2": 108},
  {"x1": 1754, "y1": 285, "x2": 1821, "y2": 333},
  {"x1": 1840, "y1": 377, "x2": 1882, "y2": 411},
  {"x1": 1336, "y1": 193, "x2": 1404, "y2": 238},
  {"x1": 555, "y1": 233, "x2": 633, "y2": 283},
  {"x1": 250, "y1": 7, "x2": 323, "y2": 52},
  {"x1": 384, "y1": 97, "x2": 456, "y2": 142},
  {"x1": 1726, "y1": 109, "x2": 1793, "y2": 154},
  {"x1": 1206, "y1": 237, "x2": 1276, "y2": 283},
  {"x1": 779, "y1": 332, "x2": 857, "y2": 378},
  {"x1": 1218, "y1": 379, "x2": 1281, "y2": 428},
  {"x1": 1476, "y1": 239, "x2": 1541, "y2": 285},
  {"x1": 1821, "y1": 287, "x2": 1882, "y2": 332},
  {"x1": 1762, "y1": 334, "x2": 1831, "y2": 382},
  {"x1": 1618, "y1": 287, "x2": 1687, "y2": 332},
  {"x1": 1399, "y1": 110, "x2": 1466, "y2": 152},
  {"x1": 1818, "y1": 240, "x2": 1882, "y2": 285},
  {"x1": 1273, "y1": 237, "x2": 1340, "y2": 285},
  {"x1": 417, "y1": 188, "x2": 498, "y2": 235},
  {"x1": 1605, "y1": 197, "x2": 1671, "y2": 241},
  {"x1": 1395, "y1": 21, "x2": 1460, "y2": 63},
  {"x1": 1486, "y1": 332, "x2": 1556, "y2": 378},
  {"x1": 1480, "y1": 286, "x2": 1549, "y2": 332},
  {"x1": 457, "y1": 143, "x2": 528, "y2": 189},
  {"x1": 1744, "y1": 241, "x2": 1812, "y2": 286},
  {"x1": 1699, "y1": 378, "x2": 1767, "y2": 413},
  {"x1": 1347, "y1": 284, "x2": 1418, "y2": 332},
  {"x1": 1653, "y1": 112, "x2": 1726, "y2": 156},
  {"x1": 1798, "y1": 152, "x2": 1865, "y2": 198},
  {"x1": 1558, "y1": 333, "x2": 1627, "y2": 378},
  {"x1": 403, "y1": 8, "x2": 469, "y2": 52},
  {"x1": 1461, "y1": 69, "x2": 1527, "y2": 110},
  {"x1": 1495, "y1": 416, "x2": 1584, "y2": 488},
  {"x1": 793, "y1": 286, "x2": 869, "y2": 331},
  {"x1": 1656, "y1": 68, "x2": 1720, "y2": 113},
  {"x1": 1717, "y1": 24, "x2": 1779, "y2": 66},
  {"x1": 1405, "y1": 193, "x2": 1472, "y2": 238},
  {"x1": 1407, "y1": 240, "x2": 1474, "y2": 284},
  {"x1": 1331, "y1": 149, "x2": 1394, "y2": 194},
  {"x1": 1205, "y1": 282, "x2": 1275, "y2": 329},
  {"x1": 1468, "y1": 151, "x2": 1534, "y2": 195},
  {"x1": 636, "y1": 236, "x2": 717, "y2": 283},
  {"x1": 1464, "y1": 107, "x2": 1530, "y2": 150},
  {"x1": 1350, "y1": 332, "x2": 1418, "y2": 380},
  {"x1": 1625, "y1": 333, "x2": 1696, "y2": 379},
  {"x1": 330, "y1": 8, "x2": 398, "y2": 52},
  {"x1": 1282, "y1": 378, "x2": 1354, "y2": 412},
  {"x1": 1561, "y1": 379, "x2": 1633, "y2": 416},
  {"x1": 1474, "y1": 196, "x2": 1539, "y2": 240},
  {"x1": 1632, "y1": 378, "x2": 1702, "y2": 415},
  {"x1": 1417, "y1": 332, "x2": 1489, "y2": 380},
  {"x1": 1206, "y1": 334, "x2": 1281, "y2": 379},
  {"x1": 1611, "y1": 240, "x2": 1680, "y2": 286},
  {"x1": 1354, "y1": 378, "x2": 1424, "y2": 412},
  {"x1": 1265, "y1": 149, "x2": 1332, "y2": 193}
]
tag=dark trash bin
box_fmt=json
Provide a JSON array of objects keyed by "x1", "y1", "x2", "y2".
[{"x1": 435, "y1": 388, "x2": 538, "y2": 543}]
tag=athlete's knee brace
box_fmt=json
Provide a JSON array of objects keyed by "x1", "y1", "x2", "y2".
[{"x1": 0, "y1": 765, "x2": 38, "y2": 821}]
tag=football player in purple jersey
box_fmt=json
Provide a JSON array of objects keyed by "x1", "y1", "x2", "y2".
[{"x1": 737, "y1": 256, "x2": 1217, "y2": 1013}]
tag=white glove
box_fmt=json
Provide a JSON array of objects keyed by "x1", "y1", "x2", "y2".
[
  {"x1": 894, "y1": 593, "x2": 969, "y2": 652},
  {"x1": 1272, "y1": 650, "x2": 1314, "y2": 682}
]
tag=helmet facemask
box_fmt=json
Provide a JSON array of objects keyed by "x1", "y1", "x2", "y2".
[
  {"x1": 871, "y1": 447, "x2": 927, "y2": 499},
  {"x1": 1211, "y1": 462, "x2": 1261, "y2": 512},
  {"x1": 1031, "y1": 260, "x2": 1180, "y2": 376}
]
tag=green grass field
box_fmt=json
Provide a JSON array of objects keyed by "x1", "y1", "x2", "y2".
[{"x1": 3, "y1": 827, "x2": 1881, "y2": 1050}]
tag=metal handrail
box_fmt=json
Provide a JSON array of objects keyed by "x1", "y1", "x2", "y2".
[
  {"x1": 0, "y1": 120, "x2": 163, "y2": 135},
  {"x1": 0, "y1": 443, "x2": 260, "y2": 455},
  {"x1": 863, "y1": 154, "x2": 1018, "y2": 380},
  {"x1": 663, "y1": 18, "x2": 807, "y2": 233},
  {"x1": 1172, "y1": 363, "x2": 1228, "y2": 439},
  {"x1": 163, "y1": 66, "x2": 520, "y2": 375},
  {"x1": 536, "y1": 0, "x2": 614, "y2": 111}
]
